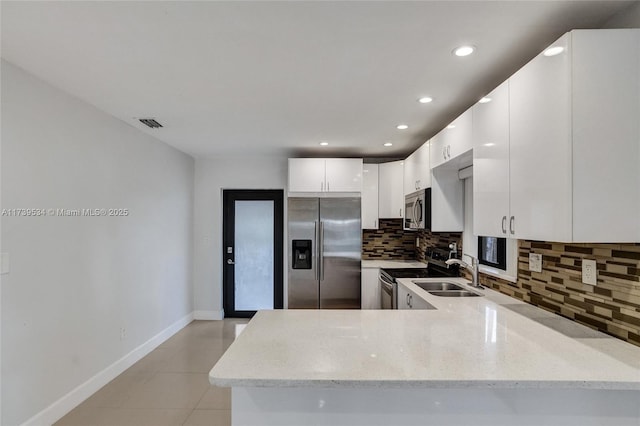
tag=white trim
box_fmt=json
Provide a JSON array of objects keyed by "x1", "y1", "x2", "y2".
[
  {"x1": 20, "y1": 312, "x2": 194, "y2": 426},
  {"x1": 193, "y1": 310, "x2": 224, "y2": 320}
]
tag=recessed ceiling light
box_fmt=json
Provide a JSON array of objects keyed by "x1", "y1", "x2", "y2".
[
  {"x1": 383, "y1": 142, "x2": 393, "y2": 147},
  {"x1": 453, "y1": 45, "x2": 475, "y2": 57},
  {"x1": 446, "y1": 124, "x2": 456, "y2": 129},
  {"x1": 418, "y1": 97, "x2": 433, "y2": 104},
  {"x1": 479, "y1": 97, "x2": 492, "y2": 104},
  {"x1": 483, "y1": 143, "x2": 496, "y2": 147},
  {"x1": 319, "y1": 141, "x2": 329, "y2": 146},
  {"x1": 396, "y1": 124, "x2": 408, "y2": 130},
  {"x1": 543, "y1": 46, "x2": 564, "y2": 57}
]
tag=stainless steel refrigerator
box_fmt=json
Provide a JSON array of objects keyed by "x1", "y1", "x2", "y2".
[{"x1": 288, "y1": 197, "x2": 361, "y2": 309}]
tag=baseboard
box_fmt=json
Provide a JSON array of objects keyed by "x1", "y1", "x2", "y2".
[
  {"x1": 193, "y1": 310, "x2": 224, "y2": 320},
  {"x1": 20, "y1": 312, "x2": 194, "y2": 426}
]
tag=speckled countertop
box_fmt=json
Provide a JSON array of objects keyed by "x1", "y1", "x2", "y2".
[
  {"x1": 209, "y1": 278, "x2": 640, "y2": 390},
  {"x1": 361, "y1": 259, "x2": 427, "y2": 269}
]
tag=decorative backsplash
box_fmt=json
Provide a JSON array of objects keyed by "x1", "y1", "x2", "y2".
[
  {"x1": 415, "y1": 229, "x2": 462, "y2": 262},
  {"x1": 481, "y1": 240, "x2": 640, "y2": 347},
  {"x1": 362, "y1": 219, "x2": 416, "y2": 260}
]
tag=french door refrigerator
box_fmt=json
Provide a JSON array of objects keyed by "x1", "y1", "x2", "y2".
[{"x1": 288, "y1": 197, "x2": 361, "y2": 309}]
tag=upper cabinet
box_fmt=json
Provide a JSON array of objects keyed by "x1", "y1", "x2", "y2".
[
  {"x1": 473, "y1": 81, "x2": 511, "y2": 238},
  {"x1": 430, "y1": 109, "x2": 473, "y2": 169},
  {"x1": 288, "y1": 158, "x2": 363, "y2": 193},
  {"x1": 361, "y1": 164, "x2": 379, "y2": 229},
  {"x1": 403, "y1": 142, "x2": 430, "y2": 196},
  {"x1": 474, "y1": 29, "x2": 640, "y2": 242},
  {"x1": 378, "y1": 161, "x2": 404, "y2": 218}
]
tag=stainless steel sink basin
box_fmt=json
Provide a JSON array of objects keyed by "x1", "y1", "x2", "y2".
[
  {"x1": 428, "y1": 290, "x2": 482, "y2": 297},
  {"x1": 412, "y1": 281, "x2": 465, "y2": 291}
]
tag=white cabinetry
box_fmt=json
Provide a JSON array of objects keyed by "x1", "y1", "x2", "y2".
[
  {"x1": 288, "y1": 158, "x2": 363, "y2": 193},
  {"x1": 473, "y1": 81, "x2": 511, "y2": 238},
  {"x1": 361, "y1": 267, "x2": 380, "y2": 309},
  {"x1": 430, "y1": 110, "x2": 473, "y2": 169},
  {"x1": 507, "y1": 29, "x2": 640, "y2": 242},
  {"x1": 403, "y1": 142, "x2": 431, "y2": 196},
  {"x1": 378, "y1": 161, "x2": 404, "y2": 218},
  {"x1": 397, "y1": 282, "x2": 434, "y2": 310},
  {"x1": 362, "y1": 164, "x2": 379, "y2": 229}
]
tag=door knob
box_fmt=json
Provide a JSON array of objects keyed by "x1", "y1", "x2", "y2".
[{"x1": 227, "y1": 259, "x2": 235, "y2": 265}]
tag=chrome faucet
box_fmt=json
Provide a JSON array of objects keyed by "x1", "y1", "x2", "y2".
[{"x1": 445, "y1": 256, "x2": 483, "y2": 289}]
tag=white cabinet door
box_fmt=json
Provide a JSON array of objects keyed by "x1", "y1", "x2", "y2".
[
  {"x1": 414, "y1": 142, "x2": 431, "y2": 190},
  {"x1": 408, "y1": 289, "x2": 434, "y2": 310},
  {"x1": 325, "y1": 159, "x2": 363, "y2": 192},
  {"x1": 403, "y1": 142, "x2": 431, "y2": 196},
  {"x1": 472, "y1": 81, "x2": 510, "y2": 238},
  {"x1": 362, "y1": 164, "x2": 379, "y2": 229},
  {"x1": 403, "y1": 151, "x2": 418, "y2": 196},
  {"x1": 570, "y1": 29, "x2": 640, "y2": 242},
  {"x1": 509, "y1": 33, "x2": 572, "y2": 241},
  {"x1": 429, "y1": 133, "x2": 446, "y2": 169},
  {"x1": 288, "y1": 158, "x2": 326, "y2": 192},
  {"x1": 396, "y1": 283, "x2": 411, "y2": 310},
  {"x1": 378, "y1": 161, "x2": 404, "y2": 218},
  {"x1": 361, "y1": 268, "x2": 380, "y2": 309},
  {"x1": 447, "y1": 109, "x2": 473, "y2": 159}
]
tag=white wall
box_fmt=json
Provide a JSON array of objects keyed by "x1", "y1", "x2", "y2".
[
  {"x1": 193, "y1": 157, "x2": 287, "y2": 318},
  {"x1": 1, "y1": 61, "x2": 195, "y2": 426}
]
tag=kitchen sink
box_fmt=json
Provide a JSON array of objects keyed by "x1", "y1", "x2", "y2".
[
  {"x1": 428, "y1": 290, "x2": 482, "y2": 297},
  {"x1": 412, "y1": 281, "x2": 465, "y2": 291}
]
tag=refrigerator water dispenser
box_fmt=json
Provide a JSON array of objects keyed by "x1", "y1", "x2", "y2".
[{"x1": 292, "y1": 240, "x2": 312, "y2": 269}]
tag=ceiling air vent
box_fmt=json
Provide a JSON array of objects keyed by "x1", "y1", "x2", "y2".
[{"x1": 139, "y1": 118, "x2": 163, "y2": 129}]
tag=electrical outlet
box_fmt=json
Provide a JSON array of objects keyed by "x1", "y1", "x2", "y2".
[
  {"x1": 582, "y1": 259, "x2": 597, "y2": 285},
  {"x1": 529, "y1": 253, "x2": 542, "y2": 273},
  {"x1": 120, "y1": 327, "x2": 127, "y2": 341}
]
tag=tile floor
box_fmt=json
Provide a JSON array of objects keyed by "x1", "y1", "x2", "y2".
[{"x1": 55, "y1": 319, "x2": 249, "y2": 426}]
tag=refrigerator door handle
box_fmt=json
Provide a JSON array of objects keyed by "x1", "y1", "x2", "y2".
[
  {"x1": 314, "y1": 221, "x2": 319, "y2": 281},
  {"x1": 319, "y1": 221, "x2": 325, "y2": 281}
]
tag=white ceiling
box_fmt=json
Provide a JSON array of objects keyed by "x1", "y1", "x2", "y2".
[{"x1": 1, "y1": 1, "x2": 635, "y2": 159}]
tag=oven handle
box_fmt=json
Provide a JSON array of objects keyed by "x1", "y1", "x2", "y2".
[{"x1": 379, "y1": 274, "x2": 395, "y2": 287}]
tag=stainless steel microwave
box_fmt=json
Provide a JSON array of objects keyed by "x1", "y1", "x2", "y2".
[{"x1": 404, "y1": 188, "x2": 431, "y2": 230}]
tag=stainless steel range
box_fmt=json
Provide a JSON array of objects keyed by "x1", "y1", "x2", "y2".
[{"x1": 379, "y1": 247, "x2": 460, "y2": 309}]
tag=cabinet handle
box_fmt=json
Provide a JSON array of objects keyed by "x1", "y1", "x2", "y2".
[
  {"x1": 501, "y1": 216, "x2": 507, "y2": 234},
  {"x1": 409, "y1": 294, "x2": 413, "y2": 308},
  {"x1": 399, "y1": 208, "x2": 402, "y2": 217},
  {"x1": 443, "y1": 147, "x2": 446, "y2": 160},
  {"x1": 447, "y1": 145, "x2": 451, "y2": 159},
  {"x1": 509, "y1": 216, "x2": 515, "y2": 235},
  {"x1": 406, "y1": 293, "x2": 410, "y2": 306}
]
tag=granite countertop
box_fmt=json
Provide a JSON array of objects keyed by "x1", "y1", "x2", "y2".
[
  {"x1": 209, "y1": 278, "x2": 640, "y2": 390},
  {"x1": 361, "y1": 259, "x2": 427, "y2": 269}
]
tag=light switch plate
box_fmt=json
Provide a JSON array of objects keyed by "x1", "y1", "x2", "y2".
[
  {"x1": 529, "y1": 253, "x2": 542, "y2": 273},
  {"x1": 582, "y1": 259, "x2": 597, "y2": 285},
  {"x1": 1, "y1": 253, "x2": 9, "y2": 275}
]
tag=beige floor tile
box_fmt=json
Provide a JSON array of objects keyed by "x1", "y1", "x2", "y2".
[
  {"x1": 54, "y1": 407, "x2": 190, "y2": 426},
  {"x1": 182, "y1": 409, "x2": 231, "y2": 426},
  {"x1": 161, "y1": 346, "x2": 226, "y2": 373},
  {"x1": 196, "y1": 386, "x2": 231, "y2": 410},
  {"x1": 82, "y1": 373, "x2": 153, "y2": 408},
  {"x1": 122, "y1": 372, "x2": 210, "y2": 409}
]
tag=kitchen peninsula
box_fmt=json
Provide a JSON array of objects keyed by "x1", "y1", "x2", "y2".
[{"x1": 210, "y1": 279, "x2": 640, "y2": 425}]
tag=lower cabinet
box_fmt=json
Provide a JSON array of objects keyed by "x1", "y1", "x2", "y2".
[
  {"x1": 361, "y1": 267, "x2": 380, "y2": 309},
  {"x1": 397, "y1": 282, "x2": 434, "y2": 310}
]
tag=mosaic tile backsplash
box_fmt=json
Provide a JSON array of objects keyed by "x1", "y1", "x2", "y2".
[
  {"x1": 481, "y1": 240, "x2": 640, "y2": 347},
  {"x1": 362, "y1": 219, "x2": 416, "y2": 260}
]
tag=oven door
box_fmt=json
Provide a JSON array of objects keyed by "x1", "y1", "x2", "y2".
[{"x1": 379, "y1": 274, "x2": 396, "y2": 309}]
